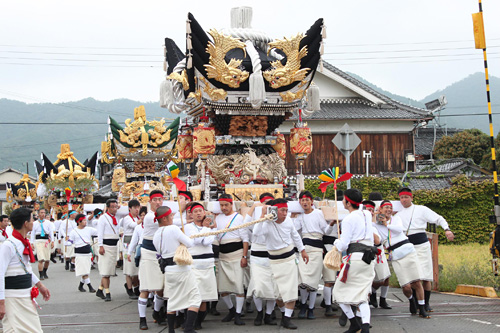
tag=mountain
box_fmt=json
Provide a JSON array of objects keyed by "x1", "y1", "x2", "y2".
[
  {"x1": 0, "y1": 98, "x2": 181, "y2": 176},
  {"x1": 419, "y1": 72, "x2": 500, "y2": 133}
]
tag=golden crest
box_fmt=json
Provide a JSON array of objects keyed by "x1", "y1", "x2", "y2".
[
  {"x1": 200, "y1": 77, "x2": 227, "y2": 101},
  {"x1": 204, "y1": 29, "x2": 249, "y2": 88},
  {"x1": 280, "y1": 89, "x2": 305, "y2": 103},
  {"x1": 168, "y1": 70, "x2": 189, "y2": 90},
  {"x1": 264, "y1": 34, "x2": 310, "y2": 89}
]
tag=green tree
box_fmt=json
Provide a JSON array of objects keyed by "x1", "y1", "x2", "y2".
[{"x1": 433, "y1": 129, "x2": 490, "y2": 165}]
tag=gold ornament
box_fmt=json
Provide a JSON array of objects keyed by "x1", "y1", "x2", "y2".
[
  {"x1": 290, "y1": 127, "x2": 313, "y2": 155},
  {"x1": 204, "y1": 29, "x2": 249, "y2": 88},
  {"x1": 272, "y1": 133, "x2": 287, "y2": 159},
  {"x1": 200, "y1": 77, "x2": 227, "y2": 101},
  {"x1": 264, "y1": 34, "x2": 310, "y2": 89},
  {"x1": 280, "y1": 89, "x2": 305, "y2": 103},
  {"x1": 167, "y1": 69, "x2": 189, "y2": 90}
]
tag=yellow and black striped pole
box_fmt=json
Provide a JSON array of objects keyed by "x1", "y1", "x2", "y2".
[{"x1": 473, "y1": 1, "x2": 499, "y2": 212}]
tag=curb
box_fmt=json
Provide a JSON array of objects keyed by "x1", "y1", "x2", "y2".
[{"x1": 454, "y1": 284, "x2": 498, "y2": 298}]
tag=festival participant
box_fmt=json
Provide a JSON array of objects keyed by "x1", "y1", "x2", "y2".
[
  {"x1": 215, "y1": 193, "x2": 248, "y2": 326},
  {"x1": 184, "y1": 202, "x2": 218, "y2": 330},
  {"x1": 363, "y1": 200, "x2": 392, "y2": 310},
  {"x1": 243, "y1": 193, "x2": 279, "y2": 326},
  {"x1": 0, "y1": 214, "x2": 11, "y2": 245},
  {"x1": 127, "y1": 206, "x2": 147, "y2": 298},
  {"x1": 322, "y1": 213, "x2": 340, "y2": 317},
  {"x1": 173, "y1": 190, "x2": 192, "y2": 227},
  {"x1": 68, "y1": 214, "x2": 98, "y2": 293},
  {"x1": 30, "y1": 208, "x2": 55, "y2": 280},
  {"x1": 332, "y1": 189, "x2": 377, "y2": 333},
  {"x1": 396, "y1": 187, "x2": 454, "y2": 313},
  {"x1": 59, "y1": 210, "x2": 78, "y2": 271},
  {"x1": 121, "y1": 199, "x2": 141, "y2": 299},
  {"x1": 374, "y1": 200, "x2": 429, "y2": 318},
  {"x1": 293, "y1": 191, "x2": 330, "y2": 320},
  {"x1": 0, "y1": 208, "x2": 51, "y2": 332},
  {"x1": 90, "y1": 208, "x2": 103, "y2": 266},
  {"x1": 261, "y1": 198, "x2": 308, "y2": 330},
  {"x1": 154, "y1": 205, "x2": 202, "y2": 333},
  {"x1": 53, "y1": 213, "x2": 64, "y2": 263},
  {"x1": 137, "y1": 190, "x2": 167, "y2": 330},
  {"x1": 96, "y1": 199, "x2": 120, "y2": 302}
]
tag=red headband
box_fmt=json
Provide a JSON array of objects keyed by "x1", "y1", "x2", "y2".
[
  {"x1": 179, "y1": 192, "x2": 191, "y2": 201},
  {"x1": 260, "y1": 196, "x2": 274, "y2": 203},
  {"x1": 380, "y1": 202, "x2": 393, "y2": 208},
  {"x1": 345, "y1": 195, "x2": 361, "y2": 205},
  {"x1": 364, "y1": 204, "x2": 375, "y2": 209},
  {"x1": 190, "y1": 203, "x2": 205, "y2": 212},
  {"x1": 150, "y1": 193, "x2": 164, "y2": 201},
  {"x1": 218, "y1": 198, "x2": 233, "y2": 203},
  {"x1": 399, "y1": 191, "x2": 413, "y2": 197},
  {"x1": 300, "y1": 194, "x2": 313, "y2": 200},
  {"x1": 272, "y1": 203, "x2": 288, "y2": 209},
  {"x1": 155, "y1": 208, "x2": 172, "y2": 222},
  {"x1": 76, "y1": 216, "x2": 85, "y2": 223}
]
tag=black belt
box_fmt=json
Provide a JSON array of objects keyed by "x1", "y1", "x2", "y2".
[
  {"x1": 192, "y1": 253, "x2": 215, "y2": 260},
  {"x1": 323, "y1": 235, "x2": 337, "y2": 245},
  {"x1": 269, "y1": 248, "x2": 295, "y2": 260},
  {"x1": 212, "y1": 245, "x2": 220, "y2": 258},
  {"x1": 408, "y1": 233, "x2": 429, "y2": 245},
  {"x1": 387, "y1": 239, "x2": 410, "y2": 252},
  {"x1": 75, "y1": 244, "x2": 92, "y2": 254},
  {"x1": 36, "y1": 235, "x2": 49, "y2": 240},
  {"x1": 347, "y1": 243, "x2": 378, "y2": 265},
  {"x1": 142, "y1": 239, "x2": 156, "y2": 252},
  {"x1": 303, "y1": 238, "x2": 323, "y2": 249},
  {"x1": 103, "y1": 239, "x2": 119, "y2": 246},
  {"x1": 5, "y1": 273, "x2": 31, "y2": 289},
  {"x1": 251, "y1": 250, "x2": 269, "y2": 258},
  {"x1": 220, "y1": 241, "x2": 243, "y2": 254},
  {"x1": 158, "y1": 257, "x2": 175, "y2": 273}
]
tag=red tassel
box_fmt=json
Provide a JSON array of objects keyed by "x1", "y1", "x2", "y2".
[{"x1": 340, "y1": 262, "x2": 350, "y2": 283}]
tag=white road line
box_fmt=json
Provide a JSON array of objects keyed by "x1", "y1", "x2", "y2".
[
  {"x1": 385, "y1": 298, "x2": 401, "y2": 303},
  {"x1": 466, "y1": 318, "x2": 492, "y2": 325}
]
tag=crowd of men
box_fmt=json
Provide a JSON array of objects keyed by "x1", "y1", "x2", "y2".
[{"x1": 0, "y1": 186, "x2": 454, "y2": 332}]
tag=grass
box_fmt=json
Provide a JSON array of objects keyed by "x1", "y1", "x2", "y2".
[{"x1": 388, "y1": 243, "x2": 500, "y2": 294}]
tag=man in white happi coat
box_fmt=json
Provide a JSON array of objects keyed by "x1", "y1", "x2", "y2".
[
  {"x1": 30, "y1": 208, "x2": 55, "y2": 280},
  {"x1": 120, "y1": 199, "x2": 141, "y2": 299},
  {"x1": 59, "y1": 210, "x2": 78, "y2": 271},
  {"x1": 396, "y1": 187, "x2": 454, "y2": 313},
  {"x1": 0, "y1": 214, "x2": 11, "y2": 245}
]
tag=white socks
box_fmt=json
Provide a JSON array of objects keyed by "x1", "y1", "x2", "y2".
[
  {"x1": 308, "y1": 291, "x2": 317, "y2": 309},
  {"x1": 266, "y1": 300, "x2": 275, "y2": 315},
  {"x1": 253, "y1": 296, "x2": 263, "y2": 312},
  {"x1": 138, "y1": 297, "x2": 147, "y2": 318},
  {"x1": 380, "y1": 285, "x2": 389, "y2": 298},
  {"x1": 300, "y1": 288, "x2": 308, "y2": 304},
  {"x1": 418, "y1": 299, "x2": 425, "y2": 305},
  {"x1": 221, "y1": 295, "x2": 233, "y2": 309},
  {"x1": 358, "y1": 302, "x2": 371, "y2": 324},
  {"x1": 84, "y1": 278, "x2": 90, "y2": 284},
  {"x1": 339, "y1": 304, "x2": 355, "y2": 319},
  {"x1": 323, "y1": 286, "x2": 332, "y2": 306},
  {"x1": 154, "y1": 295, "x2": 163, "y2": 312},
  {"x1": 236, "y1": 296, "x2": 244, "y2": 314},
  {"x1": 284, "y1": 308, "x2": 294, "y2": 318}
]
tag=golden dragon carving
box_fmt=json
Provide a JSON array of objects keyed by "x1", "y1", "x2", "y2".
[
  {"x1": 264, "y1": 34, "x2": 310, "y2": 89},
  {"x1": 204, "y1": 29, "x2": 249, "y2": 88}
]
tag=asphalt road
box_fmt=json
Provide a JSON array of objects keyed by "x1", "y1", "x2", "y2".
[{"x1": 1, "y1": 259, "x2": 500, "y2": 332}]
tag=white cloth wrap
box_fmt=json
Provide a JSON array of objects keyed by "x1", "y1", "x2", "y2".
[
  {"x1": 2, "y1": 297, "x2": 43, "y2": 333},
  {"x1": 269, "y1": 245, "x2": 299, "y2": 303},
  {"x1": 164, "y1": 266, "x2": 202, "y2": 311},
  {"x1": 246, "y1": 243, "x2": 279, "y2": 300},
  {"x1": 122, "y1": 236, "x2": 138, "y2": 276},
  {"x1": 217, "y1": 239, "x2": 245, "y2": 295},
  {"x1": 192, "y1": 266, "x2": 218, "y2": 302},
  {"x1": 392, "y1": 250, "x2": 424, "y2": 287},
  {"x1": 298, "y1": 233, "x2": 324, "y2": 290},
  {"x1": 139, "y1": 247, "x2": 164, "y2": 292},
  {"x1": 333, "y1": 252, "x2": 376, "y2": 305},
  {"x1": 34, "y1": 240, "x2": 51, "y2": 261},
  {"x1": 413, "y1": 241, "x2": 433, "y2": 281},
  {"x1": 373, "y1": 244, "x2": 391, "y2": 282},
  {"x1": 63, "y1": 244, "x2": 75, "y2": 258},
  {"x1": 75, "y1": 255, "x2": 92, "y2": 276},
  {"x1": 98, "y1": 244, "x2": 118, "y2": 277}
]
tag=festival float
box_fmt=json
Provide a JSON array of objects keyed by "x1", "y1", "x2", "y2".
[
  {"x1": 5, "y1": 173, "x2": 40, "y2": 211},
  {"x1": 160, "y1": 6, "x2": 324, "y2": 201},
  {"x1": 33, "y1": 143, "x2": 99, "y2": 216},
  {"x1": 99, "y1": 105, "x2": 180, "y2": 204}
]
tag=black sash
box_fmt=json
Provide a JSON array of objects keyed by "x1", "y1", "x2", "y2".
[
  {"x1": 387, "y1": 239, "x2": 410, "y2": 252},
  {"x1": 408, "y1": 232, "x2": 428, "y2": 245},
  {"x1": 158, "y1": 257, "x2": 175, "y2": 273},
  {"x1": 303, "y1": 238, "x2": 323, "y2": 249},
  {"x1": 347, "y1": 243, "x2": 378, "y2": 265},
  {"x1": 212, "y1": 244, "x2": 220, "y2": 258},
  {"x1": 142, "y1": 239, "x2": 156, "y2": 252},
  {"x1": 192, "y1": 253, "x2": 215, "y2": 260},
  {"x1": 103, "y1": 239, "x2": 119, "y2": 246},
  {"x1": 5, "y1": 273, "x2": 32, "y2": 289},
  {"x1": 220, "y1": 241, "x2": 243, "y2": 254},
  {"x1": 322, "y1": 235, "x2": 337, "y2": 244},
  {"x1": 75, "y1": 244, "x2": 92, "y2": 254},
  {"x1": 251, "y1": 250, "x2": 269, "y2": 258},
  {"x1": 269, "y1": 248, "x2": 295, "y2": 260},
  {"x1": 36, "y1": 235, "x2": 49, "y2": 240}
]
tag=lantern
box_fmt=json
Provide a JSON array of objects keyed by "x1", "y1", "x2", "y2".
[
  {"x1": 193, "y1": 115, "x2": 216, "y2": 158},
  {"x1": 271, "y1": 131, "x2": 287, "y2": 160},
  {"x1": 176, "y1": 123, "x2": 194, "y2": 160},
  {"x1": 290, "y1": 126, "x2": 313, "y2": 159}
]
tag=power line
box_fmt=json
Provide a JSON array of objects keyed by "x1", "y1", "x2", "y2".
[
  {"x1": 324, "y1": 45, "x2": 500, "y2": 55},
  {"x1": 0, "y1": 62, "x2": 159, "y2": 68},
  {"x1": 325, "y1": 51, "x2": 500, "y2": 62},
  {"x1": 0, "y1": 135, "x2": 104, "y2": 149},
  {"x1": 0, "y1": 122, "x2": 106, "y2": 125},
  {"x1": 325, "y1": 37, "x2": 500, "y2": 48},
  {"x1": 331, "y1": 55, "x2": 500, "y2": 66},
  {"x1": 0, "y1": 56, "x2": 159, "y2": 63}
]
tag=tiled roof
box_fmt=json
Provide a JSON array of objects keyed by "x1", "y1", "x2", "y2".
[
  {"x1": 407, "y1": 177, "x2": 453, "y2": 191},
  {"x1": 414, "y1": 127, "x2": 462, "y2": 156}
]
